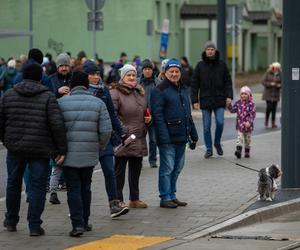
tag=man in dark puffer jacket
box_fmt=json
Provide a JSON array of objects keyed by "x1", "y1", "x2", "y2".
[
  {"x1": 191, "y1": 41, "x2": 233, "y2": 159},
  {"x1": 0, "y1": 63, "x2": 67, "y2": 236}
]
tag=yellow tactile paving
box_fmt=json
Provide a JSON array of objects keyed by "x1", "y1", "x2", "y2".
[{"x1": 65, "y1": 234, "x2": 174, "y2": 250}]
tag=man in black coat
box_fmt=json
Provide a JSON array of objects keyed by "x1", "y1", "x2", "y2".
[
  {"x1": 191, "y1": 41, "x2": 233, "y2": 158},
  {"x1": 0, "y1": 63, "x2": 67, "y2": 236}
]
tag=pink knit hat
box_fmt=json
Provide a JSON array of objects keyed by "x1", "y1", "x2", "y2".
[{"x1": 240, "y1": 86, "x2": 252, "y2": 96}]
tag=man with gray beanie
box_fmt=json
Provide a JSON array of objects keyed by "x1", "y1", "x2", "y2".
[
  {"x1": 191, "y1": 40, "x2": 233, "y2": 159},
  {"x1": 47, "y1": 52, "x2": 72, "y2": 99},
  {"x1": 0, "y1": 63, "x2": 67, "y2": 236},
  {"x1": 47, "y1": 52, "x2": 72, "y2": 205}
]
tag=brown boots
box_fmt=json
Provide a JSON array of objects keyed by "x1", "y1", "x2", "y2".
[
  {"x1": 271, "y1": 120, "x2": 277, "y2": 129},
  {"x1": 265, "y1": 116, "x2": 277, "y2": 129}
]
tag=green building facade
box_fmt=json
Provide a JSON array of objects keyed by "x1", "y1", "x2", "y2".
[{"x1": 0, "y1": 0, "x2": 282, "y2": 71}]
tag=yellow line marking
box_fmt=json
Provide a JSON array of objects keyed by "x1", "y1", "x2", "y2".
[{"x1": 65, "y1": 234, "x2": 174, "y2": 250}]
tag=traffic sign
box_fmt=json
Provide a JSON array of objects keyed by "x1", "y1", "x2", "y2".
[
  {"x1": 87, "y1": 11, "x2": 103, "y2": 31},
  {"x1": 85, "y1": 0, "x2": 105, "y2": 11}
]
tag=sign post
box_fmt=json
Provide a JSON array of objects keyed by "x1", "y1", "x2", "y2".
[
  {"x1": 282, "y1": 0, "x2": 300, "y2": 188},
  {"x1": 85, "y1": 0, "x2": 105, "y2": 59}
]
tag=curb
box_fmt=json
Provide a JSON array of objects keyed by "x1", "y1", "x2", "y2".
[{"x1": 183, "y1": 198, "x2": 300, "y2": 240}]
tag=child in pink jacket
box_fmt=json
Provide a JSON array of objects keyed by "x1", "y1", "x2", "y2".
[{"x1": 228, "y1": 86, "x2": 256, "y2": 158}]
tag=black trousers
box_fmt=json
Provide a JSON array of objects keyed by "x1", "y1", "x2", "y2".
[
  {"x1": 115, "y1": 156, "x2": 142, "y2": 202},
  {"x1": 266, "y1": 101, "x2": 278, "y2": 122}
]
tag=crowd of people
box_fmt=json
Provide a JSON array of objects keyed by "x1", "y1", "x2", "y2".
[{"x1": 0, "y1": 42, "x2": 281, "y2": 237}]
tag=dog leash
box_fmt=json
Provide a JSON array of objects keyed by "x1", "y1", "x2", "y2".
[
  {"x1": 198, "y1": 146, "x2": 260, "y2": 173},
  {"x1": 235, "y1": 162, "x2": 259, "y2": 173}
]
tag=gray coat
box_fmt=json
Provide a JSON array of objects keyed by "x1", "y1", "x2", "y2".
[{"x1": 58, "y1": 86, "x2": 112, "y2": 167}]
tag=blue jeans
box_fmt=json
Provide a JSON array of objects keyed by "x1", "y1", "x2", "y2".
[
  {"x1": 202, "y1": 107, "x2": 225, "y2": 152},
  {"x1": 158, "y1": 144, "x2": 186, "y2": 201},
  {"x1": 63, "y1": 166, "x2": 94, "y2": 229},
  {"x1": 148, "y1": 125, "x2": 157, "y2": 165},
  {"x1": 99, "y1": 154, "x2": 118, "y2": 201},
  {"x1": 5, "y1": 151, "x2": 49, "y2": 231},
  {"x1": 24, "y1": 161, "x2": 52, "y2": 196}
]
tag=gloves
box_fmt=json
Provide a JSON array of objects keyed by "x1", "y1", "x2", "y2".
[{"x1": 189, "y1": 140, "x2": 197, "y2": 150}]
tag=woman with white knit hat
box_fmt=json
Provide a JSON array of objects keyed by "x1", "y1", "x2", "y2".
[{"x1": 109, "y1": 64, "x2": 150, "y2": 208}]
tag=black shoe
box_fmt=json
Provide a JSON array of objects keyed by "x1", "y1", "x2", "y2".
[
  {"x1": 49, "y1": 192, "x2": 61, "y2": 204},
  {"x1": 3, "y1": 220, "x2": 17, "y2": 232},
  {"x1": 150, "y1": 163, "x2": 158, "y2": 168},
  {"x1": 204, "y1": 151, "x2": 213, "y2": 159},
  {"x1": 235, "y1": 146, "x2": 242, "y2": 159},
  {"x1": 30, "y1": 227, "x2": 45, "y2": 236},
  {"x1": 84, "y1": 224, "x2": 93, "y2": 232},
  {"x1": 172, "y1": 199, "x2": 187, "y2": 206},
  {"x1": 110, "y1": 200, "x2": 129, "y2": 218},
  {"x1": 160, "y1": 200, "x2": 178, "y2": 208},
  {"x1": 214, "y1": 144, "x2": 223, "y2": 155},
  {"x1": 69, "y1": 227, "x2": 84, "y2": 237}
]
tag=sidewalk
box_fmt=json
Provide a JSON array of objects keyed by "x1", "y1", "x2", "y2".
[{"x1": 0, "y1": 130, "x2": 285, "y2": 250}]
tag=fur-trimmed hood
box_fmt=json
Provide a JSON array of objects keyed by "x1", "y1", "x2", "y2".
[{"x1": 110, "y1": 82, "x2": 145, "y2": 96}]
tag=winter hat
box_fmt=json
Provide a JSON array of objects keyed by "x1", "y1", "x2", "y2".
[
  {"x1": 141, "y1": 59, "x2": 153, "y2": 70},
  {"x1": 204, "y1": 40, "x2": 217, "y2": 50},
  {"x1": 28, "y1": 48, "x2": 44, "y2": 65},
  {"x1": 23, "y1": 63, "x2": 43, "y2": 82},
  {"x1": 70, "y1": 71, "x2": 89, "y2": 89},
  {"x1": 56, "y1": 52, "x2": 71, "y2": 68},
  {"x1": 164, "y1": 58, "x2": 182, "y2": 72},
  {"x1": 82, "y1": 60, "x2": 99, "y2": 74},
  {"x1": 240, "y1": 85, "x2": 252, "y2": 96},
  {"x1": 119, "y1": 64, "x2": 137, "y2": 80},
  {"x1": 7, "y1": 59, "x2": 16, "y2": 68},
  {"x1": 42, "y1": 57, "x2": 49, "y2": 66},
  {"x1": 161, "y1": 58, "x2": 169, "y2": 72}
]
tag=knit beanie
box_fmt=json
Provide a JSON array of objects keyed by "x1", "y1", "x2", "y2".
[
  {"x1": 56, "y1": 52, "x2": 71, "y2": 68},
  {"x1": 42, "y1": 57, "x2": 49, "y2": 66},
  {"x1": 164, "y1": 58, "x2": 182, "y2": 72},
  {"x1": 23, "y1": 63, "x2": 43, "y2": 82},
  {"x1": 70, "y1": 71, "x2": 89, "y2": 89},
  {"x1": 82, "y1": 60, "x2": 99, "y2": 74},
  {"x1": 141, "y1": 59, "x2": 153, "y2": 70},
  {"x1": 28, "y1": 48, "x2": 44, "y2": 65},
  {"x1": 161, "y1": 59, "x2": 169, "y2": 72},
  {"x1": 119, "y1": 64, "x2": 137, "y2": 80},
  {"x1": 7, "y1": 59, "x2": 16, "y2": 68},
  {"x1": 240, "y1": 86, "x2": 252, "y2": 96},
  {"x1": 204, "y1": 40, "x2": 217, "y2": 50}
]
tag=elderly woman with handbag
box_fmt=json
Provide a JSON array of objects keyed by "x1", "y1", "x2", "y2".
[{"x1": 110, "y1": 64, "x2": 150, "y2": 208}]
